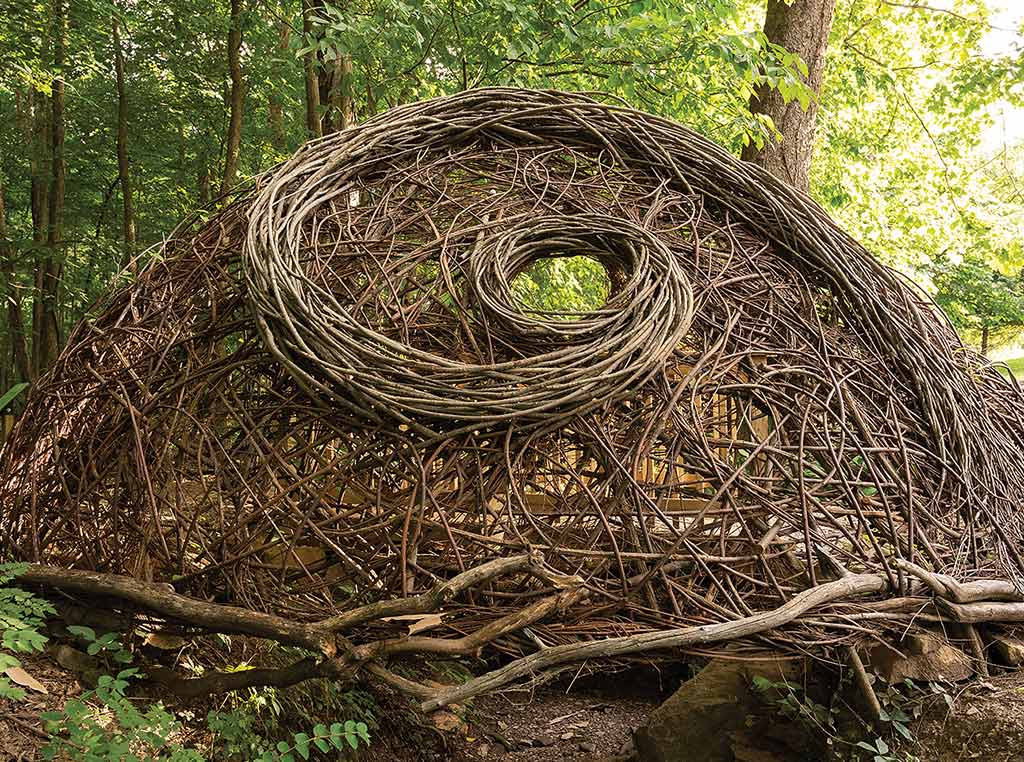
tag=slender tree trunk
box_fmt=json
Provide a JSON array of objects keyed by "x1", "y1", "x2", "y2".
[
  {"x1": 301, "y1": 0, "x2": 323, "y2": 138},
  {"x1": 221, "y1": 0, "x2": 244, "y2": 195},
  {"x1": 268, "y1": 20, "x2": 291, "y2": 150},
  {"x1": 981, "y1": 325, "x2": 990, "y2": 355},
  {"x1": 38, "y1": 0, "x2": 66, "y2": 375},
  {"x1": 0, "y1": 178, "x2": 31, "y2": 383},
  {"x1": 113, "y1": 12, "x2": 137, "y2": 268},
  {"x1": 29, "y1": 88, "x2": 50, "y2": 379},
  {"x1": 741, "y1": 0, "x2": 837, "y2": 191},
  {"x1": 365, "y1": 79, "x2": 377, "y2": 118},
  {"x1": 332, "y1": 51, "x2": 354, "y2": 131},
  {"x1": 198, "y1": 165, "x2": 211, "y2": 206}
]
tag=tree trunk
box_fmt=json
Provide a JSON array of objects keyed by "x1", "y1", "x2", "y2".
[
  {"x1": 302, "y1": 0, "x2": 323, "y2": 138},
  {"x1": 332, "y1": 51, "x2": 354, "y2": 131},
  {"x1": 113, "y1": 12, "x2": 137, "y2": 268},
  {"x1": 39, "y1": 0, "x2": 66, "y2": 375},
  {"x1": 221, "y1": 0, "x2": 244, "y2": 195},
  {"x1": 741, "y1": 0, "x2": 837, "y2": 191},
  {"x1": 29, "y1": 88, "x2": 50, "y2": 379},
  {"x1": 0, "y1": 177, "x2": 31, "y2": 383},
  {"x1": 981, "y1": 325, "x2": 990, "y2": 356},
  {"x1": 268, "y1": 20, "x2": 291, "y2": 150},
  {"x1": 198, "y1": 165, "x2": 211, "y2": 206}
]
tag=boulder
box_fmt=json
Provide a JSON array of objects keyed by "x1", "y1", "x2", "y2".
[
  {"x1": 865, "y1": 632, "x2": 973, "y2": 684},
  {"x1": 633, "y1": 657, "x2": 821, "y2": 762},
  {"x1": 992, "y1": 635, "x2": 1024, "y2": 667}
]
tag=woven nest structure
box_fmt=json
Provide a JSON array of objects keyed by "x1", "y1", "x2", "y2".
[{"x1": 5, "y1": 88, "x2": 1024, "y2": 705}]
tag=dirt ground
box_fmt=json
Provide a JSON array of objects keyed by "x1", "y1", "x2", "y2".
[
  {"x1": 449, "y1": 670, "x2": 663, "y2": 761},
  {"x1": 0, "y1": 651, "x2": 86, "y2": 761},
  {"x1": 912, "y1": 670, "x2": 1024, "y2": 762},
  {"x1": 0, "y1": 651, "x2": 663, "y2": 762}
]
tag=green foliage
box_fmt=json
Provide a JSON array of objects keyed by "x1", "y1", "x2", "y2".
[
  {"x1": 43, "y1": 672, "x2": 370, "y2": 762},
  {"x1": 42, "y1": 668, "x2": 204, "y2": 762},
  {"x1": 68, "y1": 624, "x2": 134, "y2": 664},
  {"x1": 306, "y1": 0, "x2": 811, "y2": 144},
  {"x1": 930, "y1": 254, "x2": 1024, "y2": 351},
  {"x1": 0, "y1": 562, "x2": 55, "y2": 701},
  {"x1": 512, "y1": 256, "x2": 610, "y2": 317},
  {"x1": 208, "y1": 710, "x2": 370, "y2": 762},
  {"x1": 813, "y1": 0, "x2": 1024, "y2": 285},
  {"x1": 42, "y1": 629, "x2": 371, "y2": 760},
  {"x1": 751, "y1": 673, "x2": 942, "y2": 761},
  {"x1": 0, "y1": 382, "x2": 29, "y2": 412}
]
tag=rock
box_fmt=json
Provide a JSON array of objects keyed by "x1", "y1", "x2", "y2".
[
  {"x1": 52, "y1": 644, "x2": 102, "y2": 686},
  {"x1": 560, "y1": 731, "x2": 576, "y2": 740},
  {"x1": 532, "y1": 734, "x2": 556, "y2": 747},
  {"x1": 578, "y1": 741, "x2": 596, "y2": 753},
  {"x1": 633, "y1": 657, "x2": 820, "y2": 762},
  {"x1": 992, "y1": 636, "x2": 1024, "y2": 666},
  {"x1": 731, "y1": 743, "x2": 793, "y2": 762},
  {"x1": 866, "y1": 632, "x2": 974, "y2": 683},
  {"x1": 430, "y1": 709, "x2": 468, "y2": 734}
]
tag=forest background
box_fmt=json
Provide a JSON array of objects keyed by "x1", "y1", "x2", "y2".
[{"x1": 1, "y1": 0, "x2": 1022, "y2": 401}]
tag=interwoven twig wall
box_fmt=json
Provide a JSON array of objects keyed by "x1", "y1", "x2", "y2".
[{"x1": 4, "y1": 89, "x2": 1024, "y2": 674}]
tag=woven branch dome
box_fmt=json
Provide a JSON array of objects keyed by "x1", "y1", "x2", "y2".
[{"x1": 5, "y1": 88, "x2": 1024, "y2": 660}]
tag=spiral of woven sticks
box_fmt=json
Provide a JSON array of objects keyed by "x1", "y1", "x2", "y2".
[
  {"x1": 4, "y1": 89, "x2": 1024, "y2": 702},
  {"x1": 245, "y1": 210, "x2": 694, "y2": 432}
]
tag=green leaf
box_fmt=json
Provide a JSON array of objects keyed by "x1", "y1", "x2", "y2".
[
  {"x1": 294, "y1": 732, "x2": 310, "y2": 759},
  {"x1": 67, "y1": 625, "x2": 97, "y2": 642},
  {"x1": 329, "y1": 722, "x2": 346, "y2": 749},
  {"x1": 0, "y1": 383, "x2": 29, "y2": 411}
]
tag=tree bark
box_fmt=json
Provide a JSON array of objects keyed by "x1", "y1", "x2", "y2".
[
  {"x1": 39, "y1": 0, "x2": 66, "y2": 375},
  {"x1": 332, "y1": 51, "x2": 354, "y2": 131},
  {"x1": 29, "y1": 88, "x2": 50, "y2": 379},
  {"x1": 741, "y1": 0, "x2": 837, "y2": 191},
  {"x1": 268, "y1": 19, "x2": 291, "y2": 150},
  {"x1": 221, "y1": 0, "x2": 244, "y2": 195},
  {"x1": 301, "y1": 0, "x2": 323, "y2": 138},
  {"x1": 981, "y1": 324, "x2": 990, "y2": 355},
  {"x1": 0, "y1": 177, "x2": 31, "y2": 383},
  {"x1": 198, "y1": 165, "x2": 211, "y2": 206},
  {"x1": 112, "y1": 12, "x2": 137, "y2": 268}
]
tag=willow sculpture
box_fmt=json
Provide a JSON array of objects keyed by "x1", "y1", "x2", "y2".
[{"x1": 4, "y1": 88, "x2": 1024, "y2": 706}]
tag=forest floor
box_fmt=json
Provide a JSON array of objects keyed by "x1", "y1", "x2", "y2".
[
  {"x1": 0, "y1": 650, "x2": 663, "y2": 762},
  {"x1": 5, "y1": 646, "x2": 1024, "y2": 761},
  {"x1": 912, "y1": 669, "x2": 1024, "y2": 761}
]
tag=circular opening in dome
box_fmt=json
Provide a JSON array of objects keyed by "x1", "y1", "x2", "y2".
[{"x1": 510, "y1": 255, "x2": 611, "y2": 319}]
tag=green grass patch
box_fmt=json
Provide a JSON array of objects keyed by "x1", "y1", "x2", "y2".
[{"x1": 996, "y1": 355, "x2": 1024, "y2": 379}]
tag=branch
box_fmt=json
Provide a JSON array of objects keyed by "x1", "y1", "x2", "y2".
[
  {"x1": 18, "y1": 565, "x2": 334, "y2": 655},
  {"x1": 354, "y1": 585, "x2": 586, "y2": 659},
  {"x1": 148, "y1": 657, "x2": 338, "y2": 699},
  {"x1": 895, "y1": 559, "x2": 1024, "y2": 604},
  {"x1": 319, "y1": 551, "x2": 573, "y2": 633},
  {"x1": 420, "y1": 573, "x2": 889, "y2": 711}
]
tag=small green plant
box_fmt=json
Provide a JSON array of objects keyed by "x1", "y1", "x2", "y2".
[
  {"x1": 855, "y1": 736, "x2": 897, "y2": 762},
  {"x1": 208, "y1": 709, "x2": 370, "y2": 761},
  {"x1": 67, "y1": 625, "x2": 134, "y2": 665},
  {"x1": 0, "y1": 571, "x2": 371, "y2": 761},
  {"x1": 43, "y1": 631, "x2": 372, "y2": 761},
  {"x1": 0, "y1": 562, "x2": 56, "y2": 701},
  {"x1": 41, "y1": 667, "x2": 203, "y2": 761},
  {"x1": 752, "y1": 673, "x2": 932, "y2": 762},
  {"x1": 752, "y1": 675, "x2": 838, "y2": 736},
  {"x1": 43, "y1": 626, "x2": 197, "y2": 761}
]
